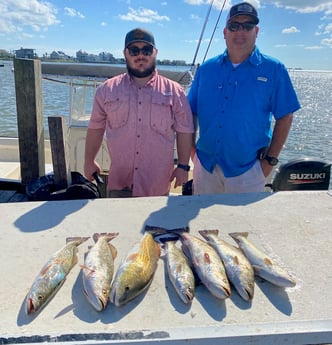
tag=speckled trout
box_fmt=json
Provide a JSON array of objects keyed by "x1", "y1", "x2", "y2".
[
  {"x1": 163, "y1": 240, "x2": 195, "y2": 304},
  {"x1": 199, "y1": 229, "x2": 254, "y2": 301},
  {"x1": 109, "y1": 232, "x2": 160, "y2": 307},
  {"x1": 82, "y1": 233, "x2": 119, "y2": 311},
  {"x1": 179, "y1": 232, "x2": 231, "y2": 300},
  {"x1": 229, "y1": 232, "x2": 296, "y2": 288},
  {"x1": 25, "y1": 237, "x2": 89, "y2": 315}
]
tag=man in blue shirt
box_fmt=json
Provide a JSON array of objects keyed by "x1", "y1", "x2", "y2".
[{"x1": 188, "y1": 2, "x2": 300, "y2": 194}]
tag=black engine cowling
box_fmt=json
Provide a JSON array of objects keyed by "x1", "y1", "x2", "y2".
[{"x1": 271, "y1": 158, "x2": 331, "y2": 191}]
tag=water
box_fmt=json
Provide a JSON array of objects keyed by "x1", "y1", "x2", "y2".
[{"x1": 0, "y1": 59, "x2": 331, "y2": 171}]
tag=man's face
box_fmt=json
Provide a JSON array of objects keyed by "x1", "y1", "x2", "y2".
[
  {"x1": 223, "y1": 15, "x2": 259, "y2": 55},
  {"x1": 124, "y1": 42, "x2": 157, "y2": 78}
]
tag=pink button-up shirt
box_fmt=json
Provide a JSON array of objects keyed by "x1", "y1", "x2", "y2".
[{"x1": 88, "y1": 70, "x2": 194, "y2": 196}]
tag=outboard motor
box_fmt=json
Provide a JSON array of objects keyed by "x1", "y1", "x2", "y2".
[{"x1": 271, "y1": 158, "x2": 331, "y2": 192}]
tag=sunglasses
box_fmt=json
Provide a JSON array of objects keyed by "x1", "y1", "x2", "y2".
[
  {"x1": 227, "y1": 21, "x2": 256, "y2": 32},
  {"x1": 127, "y1": 45, "x2": 154, "y2": 56}
]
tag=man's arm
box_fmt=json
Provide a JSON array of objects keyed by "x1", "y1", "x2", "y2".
[
  {"x1": 261, "y1": 113, "x2": 293, "y2": 176},
  {"x1": 84, "y1": 128, "x2": 105, "y2": 180},
  {"x1": 171, "y1": 132, "x2": 193, "y2": 188}
]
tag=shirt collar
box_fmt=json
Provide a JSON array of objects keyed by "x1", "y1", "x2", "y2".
[
  {"x1": 221, "y1": 46, "x2": 262, "y2": 66},
  {"x1": 126, "y1": 69, "x2": 158, "y2": 86}
]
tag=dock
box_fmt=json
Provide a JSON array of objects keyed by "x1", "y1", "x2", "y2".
[{"x1": 1, "y1": 190, "x2": 331, "y2": 344}]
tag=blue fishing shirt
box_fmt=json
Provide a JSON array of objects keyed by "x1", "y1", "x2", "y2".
[{"x1": 188, "y1": 47, "x2": 301, "y2": 177}]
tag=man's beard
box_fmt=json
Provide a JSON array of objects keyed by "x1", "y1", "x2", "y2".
[{"x1": 126, "y1": 60, "x2": 156, "y2": 78}]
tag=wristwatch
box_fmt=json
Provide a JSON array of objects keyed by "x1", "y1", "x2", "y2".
[
  {"x1": 177, "y1": 164, "x2": 190, "y2": 171},
  {"x1": 264, "y1": 155, "x2": 279, "y2": 166}
]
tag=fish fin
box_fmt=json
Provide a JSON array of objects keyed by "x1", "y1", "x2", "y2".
[
  {"x1": 39, "y1": 263, "x2": 53, "y2": 276},
  {"x1": 176, "y1": 264, "x2": 183, "y2": 274},
  {"x1": 109, "y1": 243, "x2": 118, "y2": 259},
  {"x1": 264, "y1": 257, "x2": 273, "y2": 266},
  {"x1": 198, "y1": 229, "x2": 219, "y2": 240},
  {"x1": 80, "y1": 264, "x2": 95, "y2": 275},
  {"x1": 233, "y1": 255, "x2": 240, "y2": 265},
  {"x1": 127, "y1": 253, "x2": 139, "y2": 261}
]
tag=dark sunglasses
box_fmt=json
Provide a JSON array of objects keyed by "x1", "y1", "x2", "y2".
[
  {"x1": 127, "y1": 45, "x2": 154, "y2": 56},
  {"x1": 227, "y1": 21, "x2": 256, "y2": 32}
]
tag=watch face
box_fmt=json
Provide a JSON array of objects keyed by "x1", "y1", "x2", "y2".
[{"x1": 268, "y1": 157, "x2": 279, "y2": 166}]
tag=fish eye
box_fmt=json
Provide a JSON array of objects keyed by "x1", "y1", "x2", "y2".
[{"x1": 38, "y1": 294, "x2": 44, "y2": 301}]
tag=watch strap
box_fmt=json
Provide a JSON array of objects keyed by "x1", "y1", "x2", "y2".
[{"x1": 177, "y1": 164, "x2": 190, "y2": 171}]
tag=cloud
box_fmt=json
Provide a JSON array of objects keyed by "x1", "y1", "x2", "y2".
[
  {"x1": 321, "y1": 37, "x2": 332, "y2": 47},
  {"x1": 305, "y1": 45, "x2": 323, "y2": 49},
  {"x1": 263, "y1": 1, "x2": 332, "y2": 14},
  {"x1": 64, "y1": 7, "x2": 85, "y2": 19},
  {"x1": 119, "y1": 7, "x2": 170, "y2": 23},
  {"x1": 282, "y1": 26, "x2": 300, "y2": 34},
  {"x1": 0, "y1": 0, "x2": 59, "y2": 34}
]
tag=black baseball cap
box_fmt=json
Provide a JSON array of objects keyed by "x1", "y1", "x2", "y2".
[
  {"x1": 125, "y1": 28, "x2": 156, "y2": 48},
  {"x1": 227, "y1": 2, "x2": 259, "y2": 24}
]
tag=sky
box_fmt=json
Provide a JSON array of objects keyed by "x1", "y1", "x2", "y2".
[{"x1": 1, "y1": 0, "x2": 332, "y2": 70}]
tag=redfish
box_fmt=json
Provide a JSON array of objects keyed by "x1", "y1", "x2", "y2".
[
  {"x1": 82, "y1": 233, "x2": 118, "y2": 311},
  {"x1": 25, "y1": 237, "x2": 89, "y2": 315},
  {"x1": 109, "y1": 232, "x2": 160, "y2": 306}
]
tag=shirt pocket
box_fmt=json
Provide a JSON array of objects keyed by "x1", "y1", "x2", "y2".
[
  {"x1": 104, "y1": 95, "x2": 129, "y2": 129},
  {"x1": 150, "y1": 94, "x2": 174, "y2": 135}
]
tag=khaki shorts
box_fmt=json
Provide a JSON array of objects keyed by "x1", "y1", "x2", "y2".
[{"x1": 193, "y1": 154, "x2": 267, "y2": 195}]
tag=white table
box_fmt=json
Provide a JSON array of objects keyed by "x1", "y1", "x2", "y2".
[{"x1": 1, "y1": 191, "x2": 331, "y2": 344}]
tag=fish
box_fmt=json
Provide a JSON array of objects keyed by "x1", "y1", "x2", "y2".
[
  {"x1": 163, "y1": 239, "x2": 195, "y2": 304},
  {"x1": 25, "y1": 236, "x2": 90, "y2": 315},
  {"x1": 81, "y1": 232, "x2": 119, "y2": 311},
  {"x1": 179, "y1": 232, "x2": 231, "y2": 300},
  {"x1": 229, "y1": 232, "x2": 296, "y2": 288},
  {"x1": 109, "y1": 232, "x2": 161, "y2": 307},
  {"x1": 199, "y1": 229, "x2": 254, "y2": 301}
]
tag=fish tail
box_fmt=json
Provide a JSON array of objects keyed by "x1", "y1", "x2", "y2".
[
  {"x1": 198, "y1": 229, "x2": 219, "y2": 240},
  {"x1": 66, "y1": 236, "x2": 90, "y2": 245},
  {"x1": 228, "y1": 232, "x2": 249, "y2": 240},
  {"x1": 92, "y1": 232, "x2": 119, "y2": 243}
]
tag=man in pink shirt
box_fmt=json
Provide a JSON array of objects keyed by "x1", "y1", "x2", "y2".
[{"x1": 84, "y1": 28, "x2": 194, "y2": 197}]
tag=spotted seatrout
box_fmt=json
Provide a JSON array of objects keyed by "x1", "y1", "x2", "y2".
[
  {"x1": 229, "y1": 232, "x2": 296, "y2": 288},
  {"x1": 179, "y1": 232, "x2": 231, "y2": 300},
  {"x1": 82, "y1": 232, "x2": 119, "y2": 311},
  {"x1": 25, "y1": 237, "x2": 90, "y2": 315},
  {"x1": 109, "y1": 232, "x2": 160, "y2": 307},
  {"x1": 199, "y1": 229, "x2": 254, "y2": 301},
  {"x1": 164, "y1": 240, "x2": 195, "y2": 304}
]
